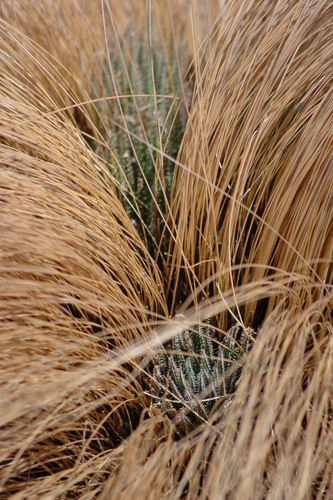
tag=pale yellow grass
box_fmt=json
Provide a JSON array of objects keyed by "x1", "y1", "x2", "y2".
[{"x1": 0, "y1": 0, "x2": 332, "y2": 498}]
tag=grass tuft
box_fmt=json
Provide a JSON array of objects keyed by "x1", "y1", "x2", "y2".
[{"x1": 0, "y1": 0, "x2": 332, "y2": 498}]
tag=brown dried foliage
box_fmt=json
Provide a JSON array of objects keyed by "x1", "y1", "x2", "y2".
[{"x1": 0, "y1": 0, "x2": 332, "y2": 498}]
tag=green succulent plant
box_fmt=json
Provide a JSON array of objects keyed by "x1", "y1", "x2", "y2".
[
  {"x1": 98, "y1": 27, "x2": 188, "y2": 256},
  {"x1": 151, "y1": 322, "x2": 253, "y2": 431}
]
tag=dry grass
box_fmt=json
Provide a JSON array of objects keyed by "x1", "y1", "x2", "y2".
[
  {"x1": 168, "y1": 0, "x2": 332, "y2": 320},
  {"x1": 0, "y1": 0, "x2": 332, "y2": 498},
  {"x1": 0, "y1": 9, "x2": 168, "y2": 495}
]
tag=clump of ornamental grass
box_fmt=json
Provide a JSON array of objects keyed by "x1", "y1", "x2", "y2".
[
  {"x1": 0, "y1": 0, "x2": 108, "y2": 136},
  {"x1": 0, "y1": 1, "x2": 210, "y2": 496},
  {"x1": 0, "y1": 0, "x2": 332, "y2": 499},
  {"x1": 102, "y1": 0, "x2": 333, "y2": 497},
  {"x1": 102, "y1": 304, "x2": 333, "y2": 500},
  {"x1": 0, "y1": 17, "x2": 171, "y2": 497},
  {"x1": 166, "y1": 0, "x2": 333, "y2": 321}
]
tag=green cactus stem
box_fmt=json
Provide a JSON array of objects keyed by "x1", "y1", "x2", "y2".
[
  {"x1": 97, "y1": 26, "x2": 188, "y2": 256},
  {"x1": 150, "y1": 322, "x2": 253, "y2": 431}
]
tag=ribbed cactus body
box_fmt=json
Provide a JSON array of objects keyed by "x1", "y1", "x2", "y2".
[
  {"x1": 152, "y1": 323, "x2": 253, "y2": 429},
  {"x1": 100, "y1": 28, "x2": 186, "y2": 254}
]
